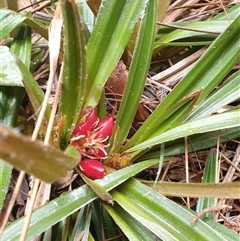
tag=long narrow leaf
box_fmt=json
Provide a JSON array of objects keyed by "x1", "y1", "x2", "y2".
[
  {"x1": 69, "y1": 205, "x2": 91, "y2": 241},
  {"x1": 125, "y1": 13, "x2": 240, "y2": 151},
  {"x1": 141, "y1": 127, "x2": 240, "y2": 159},
  {"x1": 130, "y1": 99, "x2": 201, "y2": 159},
  {"x1": 0, "y1": 46, "x2": 51, "y2": 120},
  {"x1": 114, "y1": 179, "x2": 239, "y2": 240},
  {"x1": 58, "y1": 0, "x2": 87, "y2": 149},
  {"x1": 196, "y1": 149, "x2": 217, "y2": 217},
  {"x1": 187, "y1": 70, "x2": 240, "y2": 121},
  {"x1": 154, "y1": 21, "x2": 228, "y2": 50},
  {"x1": 0, "y1": 125, "x2": 79, "y2": 183},
  {"x1": 103, "y1": 202, "x2": 159, "y2": 241},
  {"x1": 84, "y1": 0, "x2": 148, "y2": 107},
  {"x1": 155, "y1": 4, "x2": 240, "y2": 42},
  {"x1": 1, "y1": 159, "x2": 159, "y2": 240},
  {"x1": 112, "y1": 0, "x2": 157, "y2": 151},
  {"x1": 122, "y1": 91, "x2": 201, "y2": 151},
  {"x1": 142, "y1": 180, "x2": 240, "y2": 199},
  {"x1": 0, "y1": 24, "x2": 31, "y2": 210},
  {"x1": 0, "y1": 46, "x2": 24, "y2": 87},
  {"x1": 128, "y1": 110, "x2": 240, "y2": 153},
  {"x1": 0, "y1": 161, "x2": 11, "y2": 211},
  {"x1": 24, "y1": 17, "x2": 48, "y2": 40},
  {"x1": 10, "y1": 23, "x2": 31, "y2": 69},
  {"x1": 173, "y1": 14, "x2": 240, "y2": 104},
  {"x1": 0, "y1": 9, "x2": 26, "y2": 40}
]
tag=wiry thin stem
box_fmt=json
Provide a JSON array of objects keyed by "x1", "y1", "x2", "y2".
[{"x1": 19, "y1": 179, "x2": 40, "y2": 241}]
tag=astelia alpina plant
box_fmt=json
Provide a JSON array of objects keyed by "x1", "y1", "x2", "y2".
[{"x1": 0, "y1": 1, "x2": 240, "y2": 240}]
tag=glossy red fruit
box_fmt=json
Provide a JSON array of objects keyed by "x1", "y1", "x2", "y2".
[
  {"x1": 85, "y1": 108, "x2": 98, "y2": 127},
  {"x1": 95, "y1": 115, "x2": 114, "y2": 138},
  {"x1": 96, "y1": 148, "x2": 107, "y2": 158},
  {"x1": 71, "y1": 121, "x2": 91, "y2": 137},
  {"x1": 79, "y1": 159, "x2": 106, "y2": 179}
]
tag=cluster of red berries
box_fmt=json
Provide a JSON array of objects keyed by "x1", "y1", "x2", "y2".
[{"x1": 70, "y1": 108, "x2": 114, "y2": 179}]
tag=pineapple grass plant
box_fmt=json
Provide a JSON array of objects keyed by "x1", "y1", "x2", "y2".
[{"x1": 0, "y1": 0, "x2": 240, "y2": 240}]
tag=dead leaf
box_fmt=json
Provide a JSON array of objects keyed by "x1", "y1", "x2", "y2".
[{"x1": 105, "y1": 61, "x2": 149, "y2": 121}]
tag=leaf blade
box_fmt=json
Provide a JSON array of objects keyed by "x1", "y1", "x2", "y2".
[
  {"x1": 126, "y1": 13, "x2": 240, "y2": 152},
  {"x1": 111, "y1": 0, "x2": 157, "y2": 151},
  {"x1": 58, "y1": 0, "x2": 87, "y2": 148},
  {"x1": 128, "y1": 110, "x2": 240, "y2": 153},
  {"x1": 1, "y1": 159, "x2": 159, "y2": 240},
  {"x1": 114, "y1": 179, "x2": 239, "y2": 240},
  {"x1": 84, "y1": 0, "x2": 148, "y2": 107},
  {"x1": 0, "y1": 9, "x2": 26, "y2": 40},
  {"x1": 0, "y1": 125, "x2": 79, "y2": 183}
]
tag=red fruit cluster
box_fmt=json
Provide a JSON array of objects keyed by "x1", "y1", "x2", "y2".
[{"x1": 70, "y1": 108, "x2": 114, "y2": 179}]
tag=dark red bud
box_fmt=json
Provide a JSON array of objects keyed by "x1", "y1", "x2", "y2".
[
  {"x1": 71, "y1": 122, "x2": 91, "y2": 137},
  {"x1": 95, "y1": 115, "x2": 114, "y2": 138},
  {"x1": 79, "y1": 159, "x2": 106, "y2": 179},
  {"x1": 85, "y1": 108, "x2": 98, "y2": 127}
]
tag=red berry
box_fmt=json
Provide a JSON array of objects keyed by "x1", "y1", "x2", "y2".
[
  {"x1": 96, "y1": 148, "x2": 107, "y2": 158},
  {"x1": 71, "y1": 122, "x2": 91, "y2": 137},
  {"x1": 79, "y1": 159, "x2": 106, "y2": 179},
  {"x1": 85, "y1": 108, "x2": 98, "y2": 127},
  {"x1": 95, "y1": 115, "x2": 114, "y2": 138}
]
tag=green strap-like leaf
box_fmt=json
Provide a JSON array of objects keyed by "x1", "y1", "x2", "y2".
[
  {"x1": 141, "y1": 127, "x2": 240, "y2": 159},
  {"x1": 0, "y1": 46, "x2": 51, "y2": 120},
  {"x1": 0, "y1": 46, "x2": 24, "y2": 87},
  {"x1": 0, "y1": 24, "x2": 31, "y2": 211},
  {"x1": 122, "y1": 91, "x2": 201, "y2": 152},
  {"x1": 0, "y1": 160, "x2": 11, "y2": 211},
  {"x1": 172, "y1": 14, "x2": 240, "y2": 105},
  {"x1": 0, "y1": 9, "x2": 26, "y2": 40},
  {"x1": 58, "y1": 0, "x2": 87, "y2": 149},
  {"x1": 24, "y1": 17, "x2": 48, "y2": 40},
  {"x1": 187, "y1": 70, "x2": 240, "y2": 121},
  {"x1": 1, "y1": 159, "x2": 159, "y2": 240},
  {"x1": 113, "y1": 178, "x2": 239, "y2": 241},
  {"x1": 154, "y1": 21, "x2": 228, "y2": 50},
  {"x1": 91, "y1": 201, "x2": 118, "y2": 240},
  {"x1": 111, "y1": 0, "x2": 157, "y2": 151},
  {"x1": 84, "y1": 0, "x2": 148, "y2": 108},
  {"x1": 154, "y1": 4, "x2": 240, "y2": 49},
  {"x1": 69, "y1": 205, "x2": 91, "y2": 241},
  {"x1": 196, "y1": 149, "x2": 217, "y2": 218},
  {"x1": 125, "y1": 13, "x2": 240, "y2": 152},
  {"x1": 128, "y1": 110, "x2": 240, "y2": 153},
  {"x1": 10, "y1": 23, "x2": 31, "y2": 69},
  {"x1": 103, "y1": 202, "x2": 159, "y2": 241}
]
